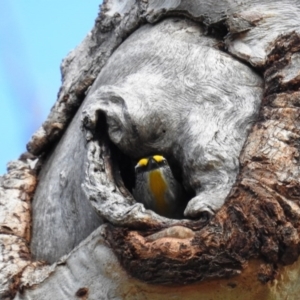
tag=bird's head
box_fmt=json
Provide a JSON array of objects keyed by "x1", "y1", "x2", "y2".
[{"x1": 135, "y1": 155, "x2": 168, "y2": 173}]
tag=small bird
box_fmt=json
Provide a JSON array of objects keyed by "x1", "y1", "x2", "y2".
[{"x1": 133, "y1": 155, "x2": 184, "y2": 218}]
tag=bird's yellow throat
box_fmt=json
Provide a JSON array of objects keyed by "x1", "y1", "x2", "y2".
[{"x1": 148, "y1": 169, "x2": 168, "y2": 215}]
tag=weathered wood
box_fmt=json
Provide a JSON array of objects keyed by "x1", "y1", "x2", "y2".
[
  {"x1": 12, "y1": 225, "x2": 300, "y2": 299},
  {"x1": 0, "y1": 160, "x2": 37, "y2": 299},
  {"x1": 30, "y1": 16, "x2": 262, "y2": 263},
  {"x1": 30, "y1": 120, "x2": 103, "y2": 262},
  {"x1": 83, "y1": 16, "x2": 262, "y2": 216},
  {"x1": 105, "y1": 31, "x2": 300, "y2": 284},
  {"x1": 1, "y1": 0, "x2": 300, "y2": 299},
  {"x1": 27, "y1": 0, "x2": 300, "y2": 265}
]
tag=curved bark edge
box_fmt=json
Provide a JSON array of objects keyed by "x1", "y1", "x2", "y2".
[
  {"x1": 28, "y1": 0, "x2": 300, "y2": 157},
  {"x1": 105, "y1": 32, "x2": 300, "y2": 284},
  {"x1": 26, "y1": 0, "x2": 147, "y2": 156},
  {"x1": 81, "y1": 101, "x2": 210, "y2": 230}
]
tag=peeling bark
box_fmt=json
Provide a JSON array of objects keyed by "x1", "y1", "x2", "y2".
[
  {"x1": 1, "y1": 0, "x2": 300, "y2": 299},
  {"x1": 0, "y1": 160, "x2": 37, "y2": 299}
]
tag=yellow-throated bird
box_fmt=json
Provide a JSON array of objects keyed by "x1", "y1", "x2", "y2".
[{"x1": 133, "y1": 155, "x2": 184, "y2": 218}]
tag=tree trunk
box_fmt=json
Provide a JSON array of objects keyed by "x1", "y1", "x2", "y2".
[{"x1": 2, "y1": 0, "x2": 300, "y2": 299}]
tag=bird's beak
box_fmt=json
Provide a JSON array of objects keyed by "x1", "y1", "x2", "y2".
[{"x1": 147, "y1": 157, "x2": 159, "y2": 170}]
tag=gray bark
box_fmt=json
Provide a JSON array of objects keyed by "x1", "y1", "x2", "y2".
[
  {"x1": 1, "y1": 0, "x2": 300, "y2": 299},
  {"x1": 31, "y1": 16, "x2": 262, "y2": 264}
]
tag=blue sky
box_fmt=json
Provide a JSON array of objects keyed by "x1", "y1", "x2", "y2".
[{"x1": 0, "y1": 1, "x2": 101, "y2": 175}]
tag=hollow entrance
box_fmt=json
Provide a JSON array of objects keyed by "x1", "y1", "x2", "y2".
[{"x1": 95, "y1": 111, "x2": 194, "y2": 220}]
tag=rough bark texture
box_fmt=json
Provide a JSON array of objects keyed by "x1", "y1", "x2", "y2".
[
  {"x1": 1, "y1": 0, "x2": 300, "y2": 299},
  {"x1": 0, "y1": 159, "x2": 37, "y2": 299},
  {"x1": 106, "y1": 33, "x2": 300, "y2": 280},
  {"x1": 81, "y1": 18, "x2": 262, "y2": 222},
  {"x1": 12, "y1": 225, "x2": 300, "y2": 300},
  {"x1": 104, "y1": 31, "x2": 300, "y2": 285}
]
